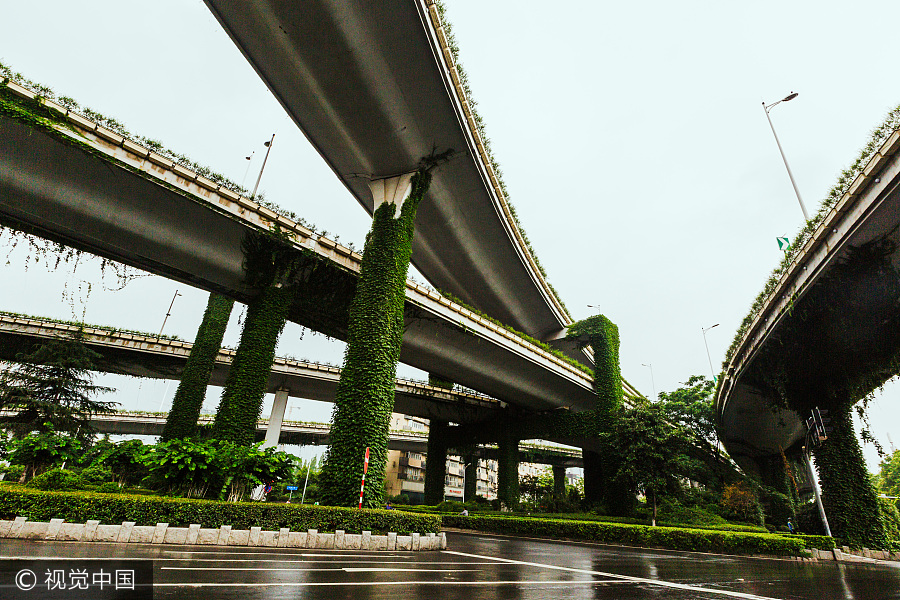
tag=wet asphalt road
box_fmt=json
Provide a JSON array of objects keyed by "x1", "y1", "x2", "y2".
[{"x1": 2, "y1": 531, "x2": 898, "y2": 599}]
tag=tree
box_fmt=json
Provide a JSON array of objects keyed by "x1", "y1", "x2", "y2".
[
  {"x1": 0, "y1": 335, "x2": 116, "y2": 440},
  {"x1": 603, "y1": 402, "x2": 693, "y2": 525},
  {"x1": 657, "y1": 375, "x2": 719, "y2": 449},
  {"x1": 876, "y1": 449, "x2": 900, "y2": 508}
]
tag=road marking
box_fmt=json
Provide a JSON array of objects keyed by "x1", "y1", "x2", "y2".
[
  {"x1": 161, "y1": 551, "x2": 414, "y2": 558},
  {"x1": 160, "y1": 567, "x2": 478, "y2": 573},
  {"x1": 152, "y1": 558, "x2": 496, "y2": 564},
  {"x1": 153, "y1": 580, "x2": 619, "y2": 588},
  {"x1": 442, "y1": 551, "x2": 784, "y2": 600}
]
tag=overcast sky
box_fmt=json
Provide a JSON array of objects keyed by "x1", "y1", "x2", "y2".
[{"x1": 1, "y1": 0, "x2": 897, "y2": 470}]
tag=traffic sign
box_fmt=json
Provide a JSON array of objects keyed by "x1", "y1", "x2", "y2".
[{"x1": 285, "y1": 485, "x2": 299, "y2": 491}]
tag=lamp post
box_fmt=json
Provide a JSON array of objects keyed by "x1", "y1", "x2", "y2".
[
  {"x1": 641, "y1": 363, "x2": 656, "y2": 401},
  {"x1": 156, "y1": 289, "x2": 181, "y2": 341},
  {"x1": 702, "y1": 323, "x2": 720, "y2": 379},
  {"x1": 763, "y1": 92, "x2": 810, "y2": 222},
  {"x1": 251, "y1": 134, "x2": 276, "y2": 199}
]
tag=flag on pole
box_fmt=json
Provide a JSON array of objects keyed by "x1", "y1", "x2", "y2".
[{"x1": 776, "y1": 237, "x2": 791, "y2": 251}]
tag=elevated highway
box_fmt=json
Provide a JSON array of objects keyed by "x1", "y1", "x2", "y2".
[
  {"x1": 717, "y1": 127, "x2": 900, "y2": 473},
  {"x1": 0, "y1": 312, "x2": 500, "y2": 424},
  {"x1": 203, "y1": 0, "x2": 578, "y2": 350},
  {"x1": 48, "y1": 411, "x2": 583, "y2": 468},
  {"x1": 0, "y1": 81, "x2": 650, "y2": 418}
]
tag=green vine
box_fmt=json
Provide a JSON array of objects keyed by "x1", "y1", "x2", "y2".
[
  {"x1": 161, "y1": 293, "x2": 234, "y2": 441},
  {"x1": 318, "y1": 171, "x2": 432, "y2": 508},
  {"x1": 211, "y1": 228, "x2": 307, "y2": 446}
]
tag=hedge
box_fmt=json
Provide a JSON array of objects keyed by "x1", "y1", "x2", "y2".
[
  {"x1": 441, "y1": 515, "x2": 809, "y2": 556},
  {"x1": 0, "y1": 486, "x2": 440, "y2": 534}
]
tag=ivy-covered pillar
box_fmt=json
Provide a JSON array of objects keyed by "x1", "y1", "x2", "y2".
[
  {"x1": 211, "y1": 228, "x2": 304, "y2": 446},
  {"x1": 813, "y1": 404, "x2": 886, "y2": 547},
  {"x1": 211, "y1": 284, "x2": 294, "y2": 445},
  {"x1": 318, "y1": 171, "x2": 432, "y2": 507},
  {"x1": 464, "y1": 455, "x2": 478, "y2": 502},
  {"x1": 424, "y1": 419, "x2": 449, "y2": 505},
  {"x1": 566, "y1": 314, "x2": 633, "y2": 514},
  {"x1": 552, "y1": 464, "x2": 567, "y2": 498},
  {"x1": 161, "y1": 293, "x2": 234, "y2": 441},
  {"x1": 497, "y1": 423, "x2": 520, "y2": 510}
]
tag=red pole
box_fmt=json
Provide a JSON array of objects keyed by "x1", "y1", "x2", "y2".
[{"x1": 358, "y1": 447, "x2": 370, "y2": 509}]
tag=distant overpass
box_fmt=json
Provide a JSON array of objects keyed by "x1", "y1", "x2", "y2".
[
  {"x1": 0, "y1": 80, "x2": 651, "y2": 417},
  {"x1": 0, "y1": 409, "x2": 583, "y2": 468},
  {"x1": 717, "y1": 126, "x2": 900, "y2": 473},
  {"x1": 0, "y1": 312, "x2": 499, "y2": 424}
]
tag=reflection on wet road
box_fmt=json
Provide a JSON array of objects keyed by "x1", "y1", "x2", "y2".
[{"x1": 2, "y1": 531, "x2": 898, "y2": 599}]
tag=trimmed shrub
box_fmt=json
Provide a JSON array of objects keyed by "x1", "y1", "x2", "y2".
[
  {"x1": 442, "y1": 514, "x2": 809, "y2": 556},
  {"x1": 26, "y1": 469, "x2": 84, "y2": 491},
  {"x1": 1, "y1": 465, "x2": 25, "y2": 482},
  {"x1": 0, "y1": 485, "x2": 440, "y2": 534},
  {"x1": 97, "y1": 482, "x2": 121, "y2": 494}
]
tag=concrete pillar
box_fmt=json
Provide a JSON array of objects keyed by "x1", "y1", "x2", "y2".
[
  {"x1": 263, "y1": 387, "x2": 290, "y2": 448},
  {"x1": 424, "y1": 420, "x2": 449, "y2": 505},
  {"x1": 497, "y1": 426, "x2": 520, "y2": 509},
  {"x1": 464, "y1": 455, "x2": 477, "y2": 502},
  {"x1": 552, "y1": 464, "x2": 567, "y2": 497}
]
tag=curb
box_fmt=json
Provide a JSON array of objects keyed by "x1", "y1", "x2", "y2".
[{"x1": 0, "y1": 518, "x2": 447, "y2": 551}]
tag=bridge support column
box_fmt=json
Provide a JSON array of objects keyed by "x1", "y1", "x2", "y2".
[
  {"x1": 497, "y1": 425, "x2": 520, "y2": 510},
  {"x1": 464, "y1": 455, "x2": 478, "y2": 502},
  {"x1": 319, "y1": 171, "x2": 432, "y2": 507},
  {"x1": 552, "y1": 464, "x2": 566, "y2": 498},
  {"x1": 161, "y1": 293, "x2": 234, "y2": 441},
  {"x1": 424, "y1": 420, "x2": 449, "y2": 505},
  {"x1": 212, "y1": 230, "x2": 304, "y2": 446},
  {"x1": 263, "y1": 387, "x2": 290, "y2": 448},
  {"x1": 812, "y1": 405, "x2": 886, "y2": 546}
]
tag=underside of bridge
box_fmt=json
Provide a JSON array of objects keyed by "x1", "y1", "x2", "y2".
[{"x1": 721, "y1": 190, "x2": 900, "y2": 475}]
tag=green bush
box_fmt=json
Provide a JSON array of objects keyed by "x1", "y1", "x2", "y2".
[
  {"x1": 657, "y1": 500, "x2": 728, "y2": 527},
  {"x1": 78, "y1": 465, "x2": 113, "y2": 486},
  {"x1": 441, "y1": 514, "x2": 809, "y2": 556},
  {"x1": 96, "y1": 482, "x2": 121, "y2": 494},
  {"x1": 26, "y1": 469, "x2": 84, "y2": 491},
  {"x1": 1, "y1": 465, "x2": 25, "y2": 482},
  {"x1": 0, "y1": 485, "x2": 440, "y2": 534},
  {"x1": 721, "y1": 482, "x2": 764, "y2": 525}
]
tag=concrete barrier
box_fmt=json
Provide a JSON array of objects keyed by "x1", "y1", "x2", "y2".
[{"x1": 0, "y1": 518, "x2": 443, "y2": 551}]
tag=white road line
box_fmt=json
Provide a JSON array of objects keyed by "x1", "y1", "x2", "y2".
[
  {"x1": 442, "y1": 551, "x2": 784, "y2": 600},
  {"x1": 161, "y1": 551, "x2": 414, "y2": 558},
  {"x1": 160, "y1": 567, "x2": 478, "y2": 573},
  {"x1": 153, "y1": 580, "x2": 619, "y2": 588},
  {"x1": 151, "y1": 558, "x2": 496, "y2": 564}
]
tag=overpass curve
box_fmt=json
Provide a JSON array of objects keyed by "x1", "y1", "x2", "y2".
[
  {"x1": 0, "y1": 82, "x2": 620, "y2": 416},
  {"x1": 716, "y1": 126, "x2": 900, "y2": 473},
  {"x1": 203, "y1": 0, "x2": 577, "y2": 349}
]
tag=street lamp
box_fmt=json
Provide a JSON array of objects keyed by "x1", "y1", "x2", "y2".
[
  {"x1": 156, "y1": 289, "x2": 182, "y2": 341},
  {"x1": 701, "y1": 323, "x2": 720, "y2": 379},
  {"x1": 762, "y1": 92, "x2": 810, "y2": 222},
  {"x1": 251, "y1": 134, "x2": 276, "y2": 199},
  {"x1": 641, "y1": 363, "x2": 656, "y2": 401}
]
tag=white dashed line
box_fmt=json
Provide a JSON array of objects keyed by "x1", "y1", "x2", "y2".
[{"x1": 442, "y1": 550, "x2": 784, "y2": 600}]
